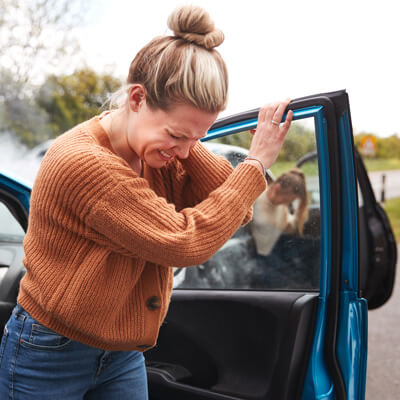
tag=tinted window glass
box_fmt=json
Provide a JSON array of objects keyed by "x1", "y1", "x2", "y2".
[
  {"x1": 0, "y1": 201, "x2": 25, "y2": 242},
  {"x1": 174, "y1": 117, "x2": 321, "y2": 290}
]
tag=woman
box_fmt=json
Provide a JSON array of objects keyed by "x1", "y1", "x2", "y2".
[
  {"x1": 0, "y1": 5, "x2": 292, "y2": 399},
  {"x1": 251, "y1": 168, "x2": 309, "y2": 256}
]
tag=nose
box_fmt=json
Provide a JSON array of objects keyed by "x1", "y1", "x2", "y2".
[{"x1": 175, "y1": 141, "x2": 195, "y2": 159}]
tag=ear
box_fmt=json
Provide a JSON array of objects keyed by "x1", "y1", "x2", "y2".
[{"x1": 128, "y1": 84, "x2": 146, "y2": 112}]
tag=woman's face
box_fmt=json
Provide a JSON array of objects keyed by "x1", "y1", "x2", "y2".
[
  {"x1": 126, "y1": 101, "x2": 219, "y2": 168},
  {"x1": 268, "y1": 184, "x2": 298, "y2": 206}
]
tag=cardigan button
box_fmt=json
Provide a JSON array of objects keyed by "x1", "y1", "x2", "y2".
[{"x1": 146, "y1": 296, "x2": 161, "y2": 310}]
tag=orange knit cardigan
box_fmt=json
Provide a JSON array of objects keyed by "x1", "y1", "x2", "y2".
[{"x1": 18, "y1": 116, "x2": 266, "y2": 351}]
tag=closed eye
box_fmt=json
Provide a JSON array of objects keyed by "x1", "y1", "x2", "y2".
[{"x1": 169, "y1": 133, "x2": 180, "y2": 140}]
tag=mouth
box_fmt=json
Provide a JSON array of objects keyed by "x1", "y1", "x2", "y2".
[{"x1": 158, "y1": 150, "x2": 174, "y2": 161}]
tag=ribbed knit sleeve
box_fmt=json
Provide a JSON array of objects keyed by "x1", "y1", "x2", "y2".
[
  {"x1": 86, "y1": 151, "x2": 266, "y2": 268},
  {"x1": 162, "y1": 142, "x2": 254, "y2": 225},
  {"x1": 178, "y1": 142, "x2": 233, "y2": 201}
]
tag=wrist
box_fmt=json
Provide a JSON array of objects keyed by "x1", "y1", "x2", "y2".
[{"x1": 244, "y1": 156, "x2": 266, "y2": 177}]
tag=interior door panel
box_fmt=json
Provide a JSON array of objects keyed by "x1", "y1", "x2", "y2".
[{"x1": 146, "y1": 291, "x2": 318, "y2": 400}]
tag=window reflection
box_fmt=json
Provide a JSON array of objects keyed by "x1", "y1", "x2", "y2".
[
  {"x1": 0, "y1": 202, "x2": 25, "y2": 243},
  {"x1": 174, "y1": 118, "x2": 321, "y2": 291}
]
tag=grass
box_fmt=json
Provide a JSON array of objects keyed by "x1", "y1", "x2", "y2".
[
  {"x1": 363, "y1": 158, "x2": 400, "y2": 172},
  {"x1": 269, "y1": 161, "x2": 295, "y2": 177},
  {"x1": 384, "y1": 197, "x2": 400, "y2": 243},
  {"x1": 270, "y1": 160, "x2": 319, "y2": 178},
  {"x1": 271, "y1": 158, "x2": 400, "y2": 177}
]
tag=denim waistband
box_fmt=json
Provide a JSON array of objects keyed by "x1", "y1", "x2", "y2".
[{"x1": 12, "y1": 303, "x2": 30, "y2": 319}]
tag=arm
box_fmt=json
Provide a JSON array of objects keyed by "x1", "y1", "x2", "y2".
[
  {"x1": 85, "y1": 152, "x2": 266, "y2": 268},
  {"x1": 166, "y1": 142, "x2": 254, "y2": 225},
  {"x1": 178, "y1": 141, "x2": 234, "y2": 203}
]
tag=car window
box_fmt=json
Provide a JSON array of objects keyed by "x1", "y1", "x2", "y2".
[
  {"x1": 0, "y1": 201, "x2": 25, "y2": 243},
  {"x1": 174, "y1": 117, "x2": 321, "y2": 290}
]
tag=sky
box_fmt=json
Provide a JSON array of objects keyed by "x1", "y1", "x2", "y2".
[{"x1": 76, "y1": 0, "x2": 399, "y2": 137}]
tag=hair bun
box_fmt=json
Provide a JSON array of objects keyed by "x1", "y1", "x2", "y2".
[{"x1": 167, "y1": 5, "x2": 224, "y2": 50}]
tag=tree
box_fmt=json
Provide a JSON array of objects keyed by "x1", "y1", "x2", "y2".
[
  {"x1": 36, "y1": 68, "x2": 122, "y2": 137},
  {"x1": 277, "y1": 123, "x2": 316, "y2": 162},
  {"x1": 213, "y1": 122, "x2": 316, "y2": 162},
  {"x1": 354, "y1": 133, "x2": 400, "y2": 159},
  {"x1": 376, "y1": 134, "x2": 400, "y2": 159},
  {"x1": 0, "y1": 0, "x2": 93, "y2": 146},
  {"x1": 0, "y1": 0, "x2": 89, "y2": 91},
  {"x1": 0, "y1": 69, "x2": 52, "y2": 146}
]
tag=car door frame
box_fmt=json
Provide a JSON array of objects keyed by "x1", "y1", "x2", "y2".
[{"x1": 208, "y1": 91, "x2": 348, "y2": 399}]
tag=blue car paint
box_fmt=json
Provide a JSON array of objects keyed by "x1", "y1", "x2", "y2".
[
  {"x1": 0, "y1": 171, "x2": 32, "y2": 212},
  {"x1": 335, "y1": 109, "x2": 368, "y2": 400},
  {"x1": 301, "y1": 107, "x2": 335, "y2": 400},
  {"x1": 205, "y1": 107, "x2": 337, "y2": 399}
]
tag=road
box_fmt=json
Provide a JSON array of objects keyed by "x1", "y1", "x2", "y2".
[
  {"x1": 369, "y1": 170, "x2": 400, "y2": 201},
  {"x1": 366, "y1": 244, "x2": 400, "y2": 399}
]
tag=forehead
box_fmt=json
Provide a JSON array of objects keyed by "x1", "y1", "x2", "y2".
[{"x1": 162, "y1": 104, "x2": 218, "y2": 139}]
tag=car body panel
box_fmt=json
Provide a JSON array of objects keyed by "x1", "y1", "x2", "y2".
[
  {"x1": 335, "y1": 102, "x2": 368, "y2": 399},
  {"x1": 0, "y1": 172, "x2": 31, "y2": 216}
]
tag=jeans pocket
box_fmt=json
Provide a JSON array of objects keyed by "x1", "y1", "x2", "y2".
[{"x1": 20, "y1": 320, "x2": 72, "y2": 351}]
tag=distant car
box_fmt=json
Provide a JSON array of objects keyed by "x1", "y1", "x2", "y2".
[
  {"x1": 0, "y1": 90, "x2": 397, "y2": 400},
  {"x1": 27, "y1": 139, "x2": 55, "y2": 161}
]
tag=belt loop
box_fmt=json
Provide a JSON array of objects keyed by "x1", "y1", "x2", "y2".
[{"x1": 12, "y1": 304, "x2": 27, "y2": 321}]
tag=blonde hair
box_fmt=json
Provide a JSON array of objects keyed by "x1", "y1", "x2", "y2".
[
  {"x1": 110, "y1": 5, "x2": 228, "y2": 113},
  {"x1": 272, "y1": 168, "x2": 309, "y2": 234}
]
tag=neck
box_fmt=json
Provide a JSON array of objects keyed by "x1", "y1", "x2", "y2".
[{"x1": 99, "y1": 109, "x2": 142, "y2": 175}]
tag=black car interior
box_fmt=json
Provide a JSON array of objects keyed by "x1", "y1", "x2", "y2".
[{"x1": 146, "y1": 291, "x2": 318, "y2": 400}]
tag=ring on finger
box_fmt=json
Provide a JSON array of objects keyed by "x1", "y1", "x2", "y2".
[{"x1": 271, "y1": 120, "x2": 280, "y2": 126}]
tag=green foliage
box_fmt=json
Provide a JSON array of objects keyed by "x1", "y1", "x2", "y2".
[
  {"x1": 36, "y1": 68, "x2": 122, "y2": 136},
  {"x1": 376, "y1": 134, "x2": 400, "y2": 158},
  {"x1": 213, "y1": 122, "x2": 316, "y2": 163},
  {"x1": 277, "y1": 123, "x2": 316, "y2": 162},
  {"x1": 384, "y1": 197, "x2": 400, "y2": 243},
  {"x1": 214, "y1": 130, "x2": 253, "y2": 150},
  {"x1": 363, "y1": 158, "x2": 400, "y2": 172},
  {"x1": 354, "y1": 132, "x2": 400, "y2": 159}
]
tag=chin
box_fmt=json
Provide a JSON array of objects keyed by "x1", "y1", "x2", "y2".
[{"x1": 145, "y1": 157, "x2": 168, "y2": 169}]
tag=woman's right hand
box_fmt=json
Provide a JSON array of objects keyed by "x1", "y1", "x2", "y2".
[{"x1": 247, "y1": 99, "x2": 293, "y2": 170}]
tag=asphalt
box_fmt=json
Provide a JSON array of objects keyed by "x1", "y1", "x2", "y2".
[
  {"x1": 365, "y1": 244, "x2": 400, "y2": 399},
  {"x1": 369, "y1": 170, "x2": 400, "y2": 200}
]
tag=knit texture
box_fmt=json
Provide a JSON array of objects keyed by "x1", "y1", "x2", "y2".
[{"x1": 18, "y1": 116, "x2": 266, "y2": 351}]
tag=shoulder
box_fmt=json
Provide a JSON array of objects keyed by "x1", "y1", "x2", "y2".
[
  {"x1": 43, "y1": 118, "x2": 130, "y2": 175},
  {"x1": 34, "y1": 119, "x2": 139, "y2": 199}
]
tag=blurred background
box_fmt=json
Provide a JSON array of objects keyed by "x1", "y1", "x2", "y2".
[{"x1": 0, "y1": 1, "x2": 399, "y2": 398}]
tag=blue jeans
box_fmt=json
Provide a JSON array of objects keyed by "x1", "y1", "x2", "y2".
[{"x1": 0, "y1": 304, "x2": 148, "y2": 399}]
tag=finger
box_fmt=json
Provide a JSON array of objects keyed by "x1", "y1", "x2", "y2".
[
  {"x1": 272, "y1": 98, "x2": 291, "y2": 124},
  {"x1": 258, "y1": 105, "x2": 268, "y2": 122},
  {"x1": 281, "y1": 109, "x2": 293, "y2": 133},
  {"x1": 250, "y1": 129, "x2": 256, "y2": 135},
  {"x1": 265, "y1": 102, "x2": 280, "y2": 121}
]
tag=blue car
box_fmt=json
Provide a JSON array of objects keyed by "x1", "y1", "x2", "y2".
[{"x1": 0, "y1": 90, "x2": 397, "y2": 400}]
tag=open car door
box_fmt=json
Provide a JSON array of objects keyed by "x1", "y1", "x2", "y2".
[
  {"x1": 146, "y1": 90, "x2": 396, "y2": 400},
  {"x1": 0, "y1": 173, "x2": 30, "y2": 334}
]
